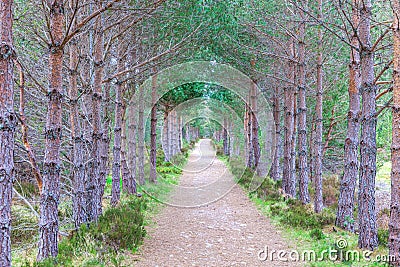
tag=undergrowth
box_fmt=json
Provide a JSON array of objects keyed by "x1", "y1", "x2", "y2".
[
  {"x1": 14, "y1": 141, "x2": 194, "y2": 267},
  {"x1": 219, "y1": 154, "x2": 390, "y2": 267}
]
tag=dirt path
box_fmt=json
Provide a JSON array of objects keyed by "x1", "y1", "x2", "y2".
[{"x1": 134, "y1": 139, "x2": 300, "y2": 267}]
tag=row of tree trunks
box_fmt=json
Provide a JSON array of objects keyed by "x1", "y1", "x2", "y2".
[
  {"x1": 336, "y1": 0, "x2": 361, "y2": 231},
  {"x1": 163, "y1": 109, "x2": 182, "y2": 161},
  {"x1": 0, "y1": 1, "x2": 15, "y2": 265}
]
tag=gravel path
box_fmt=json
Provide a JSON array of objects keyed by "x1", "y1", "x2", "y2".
[{"x1": 134, "y1": 139, "x2": 300, "y2": 267}]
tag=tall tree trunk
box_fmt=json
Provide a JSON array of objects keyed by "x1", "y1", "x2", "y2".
[
  {"x1": 121, "y1": 103, "x2": 130, "y2": 192},
  {"x1": 68, "y1": 6, "x2": 86, "y2": 227},
  {"x1": 99, "y1": 81, "x2": 111, "y2": 206},
  {"x1": 150, "y1": 71, "x2": 158, "y2": 183},
  {"x1": 314, "y1": 0, "x2": 324, "y2": 213},
  {"x1": 163, "y1": 107, "x2": 170, "y2": 161},
  {"x1": 297, "y1": 0, "x2": 310, "y2": 204},
  {"x1": 223, "y1": 117, "x2": 229, "y2": 155},
  {"x1": 271, "y1": 82, "x2": 281, "y2": 181},
  {"x1": 178, "y1": 116, "x2": 183, "y2": 151},
  {"x1": 246, "y1": 101, "x2": 254, "y2": 168},
  {"x1": 137, "y1": 85, "x2": 145, "y2": 185},
  {"x1": 88, "y1": 1, "x2": 104, "y2": 221},
  {"x1": 38, "y1": 0, "x2": 64, "y2": 260},
  {"x1": 111, "y1": 40, "x2": 125, "y2": 206},
  {"x1": 283, "y1": 43, "x2": 297, "y2": 197},
  {"x1": 251, "y1": 80, "x2": 261, "y2": 172},
  {"x1": 336, "y1": 0, "x2": 361, "y2": 230},
  {"x1": 185, "y1": 123, "x2": 190, "y2": 142},
  {"x1": 169, "y1": 110, "x2": 175, "y2": 157},
  {"x1": 358, "y1": 0, "x2": 378, "y2": 250},
  {"x1": 389, "y1": 1, "x2": 400, "y2": 264},
  {"x1": 0, "y1": 1, "x2": 15, "y2": 265},
  {"x1": 128, "y1": 96, "x2": 137, "y2": 194}
]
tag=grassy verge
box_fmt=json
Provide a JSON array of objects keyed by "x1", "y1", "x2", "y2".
[
  {"x1": 219, "y1": 154, "x2": 390, "y2": 267},
  {"x1": 13, "y1": 142, "x2": 194, "y2": 267}
]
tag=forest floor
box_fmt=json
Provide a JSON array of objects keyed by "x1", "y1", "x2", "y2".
[{"x1": 131, "y1": 139, "x2": 299, "y2": 267}]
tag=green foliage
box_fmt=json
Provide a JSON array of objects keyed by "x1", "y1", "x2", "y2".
[
  {"x1": 310, "y1": 229, "x2": 325, "y2": 240},
  {"x1": 377, "y1": 229, "x2": 389, "y2": 246},
  {"x1": 270, "y1": 200, "x2": 335, "y2": 229},
  {"x1": 91, "y1": 197, "x2": 147, "y2": 251}
]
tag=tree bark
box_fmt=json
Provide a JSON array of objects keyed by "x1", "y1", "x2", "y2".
[
  {"x1": 127, "y1": 96, "x2": 137, "y2": 194},
  {"x1": 88, "y1": 1, "x2": 104, "y2": 221},
  {"x1": 150, "y1": 70, "x2": 158, "y2": 183},
  {"x1": 137, "y1": 85, "x2": 145, "y2": 185},
  {"x1": 297, "y1": 0, "x2": 310, "y2": 204},
  {"x1": 336, "y1": 0, "x2": 361, "y2": 230},
  {"x1": 68, "y1": 6, "x2": 87, "y2": 227},
  {"x1": 357, "y1": 0, "x2": 378, "y2": 250},
  {"x1": 38, "y1": 0, "x2": 64, "y2": 260},
  {"x1": 389, "y1": 0, "x2": 400, "y2": 264},
  {"x1": 223, "y1": 117, "x2": 229, "y2": 156},
  {"x1": 251, "y1": 80, "x2": 261, "y2": 172},
  {"x1": 0, "y1": 1, "x2": 15, "y2": 265},
  {"x1": 163, "y1": 107, "x2": 170, "y2": 161},
  {"x1": 283, "y1": 42, "x2": 297, "y2": 197},
  {"x1": 314, "y1": 0, "x2": 324, "y2": 213},
  {"x1": 99, "y1": 81, "x2": 111, "y2": 205},
  {"x1": 111, "y1": 40, "x2": 125, "y2": 206},
  {"x1": 271, "y1": 82, "x2": 281, "y2": 181},
  {"x1": 246, "y1": 100, "x2": 254, "y2": 168},
  {"x1": 121, "y1": 103, "x2": 130, "y2": 192}
]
